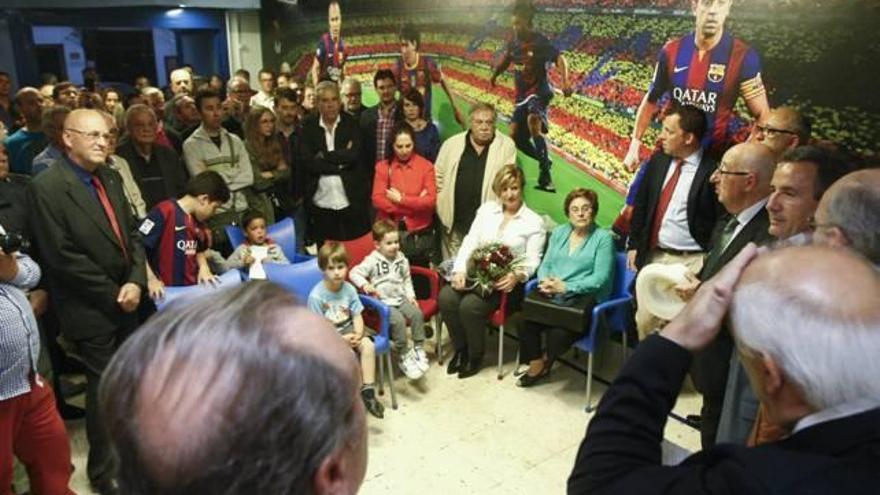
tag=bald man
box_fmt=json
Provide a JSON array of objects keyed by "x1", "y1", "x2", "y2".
[
  {"x1": 100, "y1": 283, "x2": 369, "y2": 495},
  {"x1": 749, "y1": 106, "x2": 811, "y2": 159},
  {"x1": 165, "y1": 68, "x2": 194, "y2": 131},
  {"x1": 3, "y1": 87, "x2": 46, "y2": 175},
  {"x1": 29, "y1": 108, "x2": 146, "y2": 494},
  {"x1": 690, "y1": 142, "x2": 776, "y2": 447},
  {"x1": 813, "y1": 168, "x2": 880, "y2": 265},
  {"x1": 571, "y1": 245, "x2": 880, "y2": 494}
]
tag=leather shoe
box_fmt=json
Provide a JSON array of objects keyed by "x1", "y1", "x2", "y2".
[
  {"x1": 58, "y1": 403, "x2": 86, "y2": 420},
  {"x1": 516, "y1": 366, "x2": 551, "y2": 388},
  {"x1": 91, "y1": 478, "x2": 120, "y2": 495},
  {"x1": 446, "y1": 349, "x2": 467, "y2": 375},
  {"x1": 457, "y1": 357, "x2": 483, "y2": 379}
]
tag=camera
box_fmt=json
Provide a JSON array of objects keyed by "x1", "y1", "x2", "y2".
[{"x1": 0, "y1": 232, "x2": 29, "y2": 253}]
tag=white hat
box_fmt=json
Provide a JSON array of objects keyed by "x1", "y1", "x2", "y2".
[{"x1": 636, "y1": 263, "x2": 692, "y2": 321}]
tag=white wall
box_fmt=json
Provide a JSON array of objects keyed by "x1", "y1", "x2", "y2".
[
  {"x1": 31, "y1": 26, "x2": 86, "y2": 84},
  {"x1": 225, "y1": 10, "x2": 262, "y2": 86}
]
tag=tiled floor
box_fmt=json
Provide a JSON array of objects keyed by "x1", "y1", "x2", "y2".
[{"x1": 52, "y1": 332, "x2": 701, "y2": 494}]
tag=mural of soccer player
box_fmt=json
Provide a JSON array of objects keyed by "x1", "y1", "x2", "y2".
[
  {"x1": 613, "y1": 0, "x2": 770, "y2": 239},
  {"x1": 490, "y1": 0, "x2": 571, "y2": 193},
  {"x1": 623, "y1": 0, "x2": 770, "y2": 173},
  {"x1": 310, "y1": 1, "x2": 346, "y2": 86},
  {"x1": 395, "y1": 23, "x2": 464, "y2": 128}
]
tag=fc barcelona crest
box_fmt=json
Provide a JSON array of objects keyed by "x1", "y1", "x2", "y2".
[{"x1": 708, "y1": 64, "x2": 726, "y2": 83}]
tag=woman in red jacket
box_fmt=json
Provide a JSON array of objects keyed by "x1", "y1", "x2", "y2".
[{"x1": 372, "y1": 123, "x2": 437, "y2": 266}]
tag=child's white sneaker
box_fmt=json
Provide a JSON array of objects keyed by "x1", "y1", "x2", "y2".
[
  {"x1": 399, "y1": 350, "x2": 424, "y2": 380},
  {"x1": 414, "y1": 346, "x2": 430, "y2": 373}
]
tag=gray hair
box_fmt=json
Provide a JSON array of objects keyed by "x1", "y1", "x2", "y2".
[
  {"x1": 315, "y1": 80, "x2": 339, "y2": 99},
  {"x1": 140, "y1": 86, "x2": 162, "y2": 97},
  {"x1": 341, "y1": 77, "x2": 361, "y2": 93},
  {"x1": 99, "y1": 282, "x2": 360, "y2": 495},
  {"x1": 124, "y1": 103, "x2": 157, "y2": 128},
  {"x1": 825, "y1": 181, "x2": 880, "y2": 264},
  {"x1": 731, "y1": 280, "x2": 880, "y2": 410},
  {"x1": 469, "y1": 101, "x2": 497, "y2": 119}
]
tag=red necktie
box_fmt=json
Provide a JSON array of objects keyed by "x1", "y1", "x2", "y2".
[
  {"x1": 91, "y1": 175, "x2": 128, "y2": 259},
  {"x1": 649, "y1": 159, "x2": 683, "y2": 249}
]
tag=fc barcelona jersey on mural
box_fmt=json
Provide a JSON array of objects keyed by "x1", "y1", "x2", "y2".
[
  {"x1": 647, "y1": 31, "x2": 765, "y2": 151},
  {"x1": 502, "y1": 32, "x2": 560, "y2": 104},
  {"x1": 394, "y1": 54, "x2": 443, "y2": 119},
  {"x1": 316, "y1": 32, "x2": 346, "y2": 82}
]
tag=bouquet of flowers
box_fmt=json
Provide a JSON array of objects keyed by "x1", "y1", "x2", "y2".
[{"x1": 466, "y1": 242, "x2": 524, "y2": 296}]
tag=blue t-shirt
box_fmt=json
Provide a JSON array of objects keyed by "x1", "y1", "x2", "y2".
[{"x1": 307, "y1": 280, "x2": 363, "y2": 334}]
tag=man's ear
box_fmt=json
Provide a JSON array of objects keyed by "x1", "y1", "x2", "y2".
[
  {"x1": 312, "y1": 449, "x2": 350, "y2": 495},
  {"x1": 824, "y1": 226, "x2": 851, "y2": 249},
  {"x1": 761, "y1": 354, "x2": 784, "y2": 398}
]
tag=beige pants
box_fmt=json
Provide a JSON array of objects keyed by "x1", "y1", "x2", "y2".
[
  {"x1": 635, "y1": 249, "x2": 704, "y2": 341},
  {"x1": 440, "y1": 228, "x2": 466, "y2": 262}
]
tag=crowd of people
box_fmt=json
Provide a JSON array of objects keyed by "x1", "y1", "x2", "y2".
[{"x1": 1, "y1": 0, "x2": 878, "y2": 494}]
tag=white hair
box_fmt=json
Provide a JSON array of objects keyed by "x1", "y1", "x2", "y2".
[
  {"x1": 731, "y1": 283, "x2": 880, "y2": 411},
  {"x1": 826, "y1": 182, "x2": 880, "y2": 264}
]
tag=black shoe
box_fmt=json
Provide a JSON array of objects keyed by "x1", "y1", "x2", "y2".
[
  {"x1": 536, "y1": 169, "x2": 556, "y2": 192},
  {"x1": 457, "y1": 357, "x2": 483, "y2": 379},
  {"x1": 516, "y1": 366, "x2": 551, "y2": 388},
  {"x1": 362, "y1": 394, "x2": 385, "y2": 419},
  {"x1": 91, "y1": 478, "x2": 119, "y2": 495},
  {"x1": 446, "y1": 349, "x2": 467, "y2": 375},
  {"x1": 59, "y1": 377, "x2": 86, "y2": 398},
  {"x1": 58, "y1": 403, "x2": 86, "y2": 420},
  {"x1": 424, "y1": 325, "x2": 434, "y2": 339}
]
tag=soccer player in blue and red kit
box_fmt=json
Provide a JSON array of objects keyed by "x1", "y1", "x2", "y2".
[
  {"x1": 396, "y1": 23, "x2": 465, "y2": 128},
  {"x1": 614, "y1": 0, "x2": 770, "y2": 237},
  {"x1": 490, "y1": 0, "x2": 571, "y2": 192},
  {"x1": 310, "y1": 1, "x2": 346, "y2": 86},
  {"x1": 139, "y1": 171, "x2": 230, "y2": 301}
]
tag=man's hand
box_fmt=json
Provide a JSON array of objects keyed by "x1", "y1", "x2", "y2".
[
  {"x1": 451, "y1": 272, "x2": 467, "y2": 291},
  {"x1": 0, "y1": 250, "x2": 18, "y2": 282},
  {"x1": 386, "y1": 188, "x2": 403, "y2": 204},
  {"x1": 624, "y1": 138, "x2": 642, "y2": 172},
  {"x1": 117, "y1": 282, "x2": 142, "y2": 313},
  {"x1": 626, "y1": 249, "x2": 638, "y2": 272},
  {"x1": 148, "y1": 278, "x2": 166, "y2": 301},
  {"x1": 28, "y1": 289, "x2": 49, "y2": 317},
  {"x1": 494, "y1": 272, "x2": 518, "y2": 293},
  {"x1": 452, "y1": 107, "x2": 465, "y2": 128},
  {"x1": 673, "y1": 272, "x2": 700, "y2": 302},
  {"x1": 661, "y1": 244, "x2": 759, "y2": 352},
  {"x1": 362, "y1": 283, "x2": 378, "y2": 295},
  {"x1": 260, "y1": 170, "x2": 275, "y2": 179}
]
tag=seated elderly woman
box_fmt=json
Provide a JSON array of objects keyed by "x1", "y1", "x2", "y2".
[
  {"x1": 438, "y1": 164, "x2": 546, "y2": 379},
  {"x1": 516, "y1": 188, "x2": 614, "y2": 387}
]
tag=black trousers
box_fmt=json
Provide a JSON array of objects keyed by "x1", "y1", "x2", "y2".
[
  {"x1": 309, "y1": 204, "x2": 371, "y2": 244},
  {"x1": 75, "y1": 333, "x2": 121, "y2": 487},
  {"x1": 517, "y1": 322, "x2": 580, "y2": 364},
  {"x1": 438, "y1": 284, "x2": 522, "y2": 358}
]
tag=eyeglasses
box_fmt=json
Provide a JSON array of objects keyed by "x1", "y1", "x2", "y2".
[
  {"x1": 716, "y1": 165, "x2": 751, "y2": 177},
  {"x1": 754, "y1": 124, "x2": 797, "y2": 138},
  {"x1": 65, "y1": 128, "x2": 112, "y2": 143}
]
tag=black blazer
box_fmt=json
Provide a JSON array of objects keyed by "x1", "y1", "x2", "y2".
[
  {"x1": 569, "y1": 335, "x2": 880, "y2": 495},
  {"x1": 692, "y1": 207, "x2": 773, "y2": 401},
  {"x1": 299, "y1": 112, "x2": 369, "y2": 209},
  {"x1": 115, "y1": 140, "x2": 188, "y2": 209},
  {"x1": 628, "y1": 151, "x2": 719, "y2": 269},
  {"x1": 28, "y1": 159, "x2": 146, "y2": 341}
]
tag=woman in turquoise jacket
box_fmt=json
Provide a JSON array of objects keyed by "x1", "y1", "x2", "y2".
[{"x1": 517, "y1": 188, "x2": 615, "y2": 387}]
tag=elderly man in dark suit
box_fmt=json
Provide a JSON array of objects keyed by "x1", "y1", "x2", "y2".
[
  {"x1": 675, "y1": 142, "x2": 776, "y2": 448},
  {"x1": 300, "y1": 80, "x2": 370, "y2": 244},
  {"x1": 627, "y1": 104, "x2": 720, "y2": 339},
  {"x1": 569, "y1": 244, "x2": 880, "y2": 494},
  {"x1": 29, "y1": 108, "x2": 146, "y2": 495}
]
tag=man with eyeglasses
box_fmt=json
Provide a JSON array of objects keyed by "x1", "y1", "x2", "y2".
[
  {"x1": 629, "y1": 104, "x2": 720, "y2": 340},
  {"x1": 29, "y1": 108, "x2": 147, "y2": 495},
  {"x1": 678, "y1": 142, "x2": 775, "y2": 448},
  {"x1": 341, "y1": 77, "x2": 365, "y2": 120},
  {"x1": 749, "y1": 106, "x2": 811, "y2": 159},
  {"x1": 715, "y1": 145, "x2": 853, "y2": 448}
]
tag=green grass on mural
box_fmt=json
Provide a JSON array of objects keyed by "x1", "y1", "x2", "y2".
[{"x1": 361, "y1": 87, "x2": 626, "y2": 228}]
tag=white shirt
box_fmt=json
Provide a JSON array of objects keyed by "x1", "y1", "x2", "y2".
[
  {"x1": 724, "y1": 197, "x2": 769, "y2": 252},
  {"x1": 312, "y1": 115, "x2": 350, "y2": 210},
  {"x1": 453, "y1": 201, "x2": 546, "y2": 277},
  {"x1": 250, "y1": 91, "x2": 275, "y2": 111},
  {"x1": 658, "y1": 149, "x2": 702, "y2": 251}
]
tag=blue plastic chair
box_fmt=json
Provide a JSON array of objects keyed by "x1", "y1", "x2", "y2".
[
  {"x1": 524, "y1": 251, "x2": 635, "y2": 412},
  {"x1": 264, "y1": 260, "x2": 399, "y2": 410},
  {"x1": 226, "y1": 217, "x2": 312, "y2": 263},
  {"x1": 156, "y1": 270, "x2": 244, "y2": 311}
]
